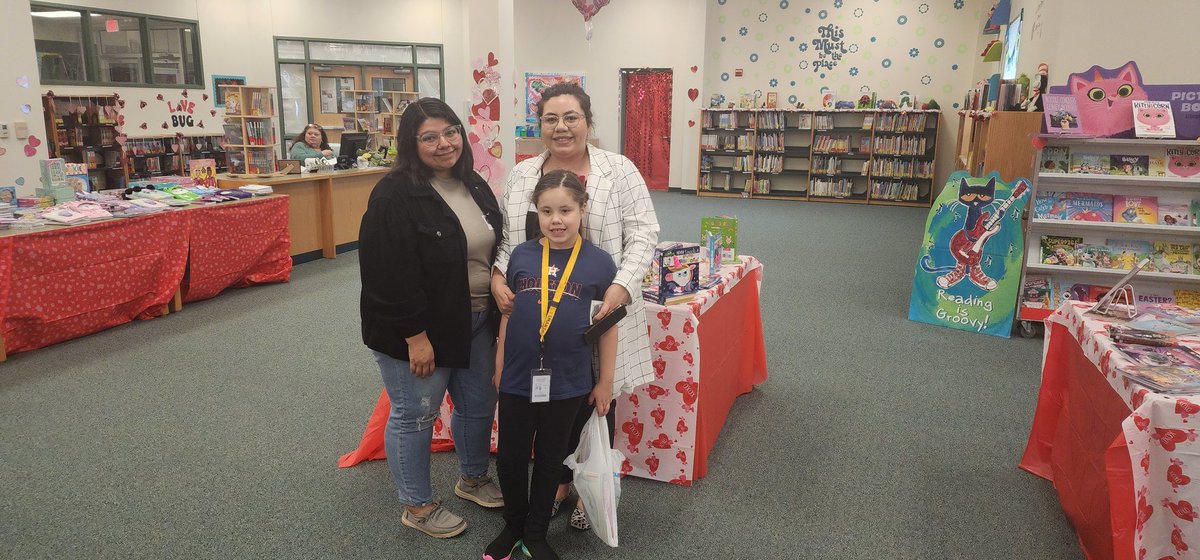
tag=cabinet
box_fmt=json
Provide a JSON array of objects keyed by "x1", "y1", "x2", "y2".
[
  {"x1": 1020, "y1": 137, "x2": 1200, "y2": 324},
  {"x1": 697, "y1": 108, "x2": 939, "y2": 206},
  {"x1": 220, "y1": 84, "x2": 277, "y2": 175},
  {"x1": 953, "y1": 110, "x2": 1042, "y2": 184},
  {"x1": 42, "y1": 94, "x2": 127, "y2": 191}
]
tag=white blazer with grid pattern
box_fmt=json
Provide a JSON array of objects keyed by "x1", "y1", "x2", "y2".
[{"x1": 495, "y1": 147, "x2": 660, "y2": 395}]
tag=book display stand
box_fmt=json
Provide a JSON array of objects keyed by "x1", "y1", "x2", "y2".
[{"x1": 220, "y1": 84, "x2": 278, "y2": 176}]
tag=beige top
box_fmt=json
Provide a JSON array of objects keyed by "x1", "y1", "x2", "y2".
[{"x1": 430, "y1": 176, "x2": 495, "y2": 311}]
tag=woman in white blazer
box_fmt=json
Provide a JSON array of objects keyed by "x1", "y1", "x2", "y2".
[{"x1": 490, "y1": 82, "x2": 659, "y2": 532}]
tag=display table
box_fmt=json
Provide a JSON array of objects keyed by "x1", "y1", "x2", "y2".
[
  {"x1": 1021, "y1": 301, "x2": 1200, "y2": 560},
  {"x1": 0, "y1": 196, "x2": 291, "y2": 360},
  {"x1": 217, "y1": 167, "x2": 389, "y2": 259},
  {"x1": 339, "y1": 256, "x2": 768, "y2": 486}
]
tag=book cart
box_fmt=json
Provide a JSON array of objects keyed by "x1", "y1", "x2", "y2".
[
  {"x1": 697, "y1": 108, "x2": 940, "y2": 206},
  {"x1": 220, "y1": 84, "x2": 278, "y2": 175},
  {"x1": 1017, "y1": 136, "x2": 1200, "y2": 337}
]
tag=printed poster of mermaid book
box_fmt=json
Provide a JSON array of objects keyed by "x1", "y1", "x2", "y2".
[{"x1": 909, "y1": 171, "x2": 1031, "y2": 338}]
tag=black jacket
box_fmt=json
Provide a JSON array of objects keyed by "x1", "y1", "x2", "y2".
[{"x1": 359, "y1": 168, "x2": 503, "y2": 368}]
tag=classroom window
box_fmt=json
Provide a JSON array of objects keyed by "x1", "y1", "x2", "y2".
[{"x1": 31, "y1": 3, "x2": 203, "y2": 87}]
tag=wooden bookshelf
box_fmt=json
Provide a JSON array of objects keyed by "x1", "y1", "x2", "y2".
[
  {"x1": 953, "y1": 110, "x2": 1041, "y2": 184},
  {"x1": 42, "y1": 94, "x2": 127, "y2": 191},
  {"x1": 219, "y1": 84, "x2": 278, "y2": 174},
  {"x1": 696, "y1": 108, "x2": 939, "y2": 206},
  {"x1": 379, "y1": 90, "x2": 419, "y2": 148}
]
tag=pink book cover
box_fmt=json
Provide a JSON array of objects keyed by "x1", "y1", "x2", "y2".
[{"x1": 1113, "y1": 195, "x2": 1158, "y2": 224}]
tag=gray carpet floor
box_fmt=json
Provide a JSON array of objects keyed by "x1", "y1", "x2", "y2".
[{"x1": 0, "y1": 191, "x2": 1083, "y2": 559}]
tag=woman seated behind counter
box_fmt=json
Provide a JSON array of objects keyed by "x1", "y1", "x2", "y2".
[{"x1": 289, "y1": 123, "x2": 335, "y2": 160}]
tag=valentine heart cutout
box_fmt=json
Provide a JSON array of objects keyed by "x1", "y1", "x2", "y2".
[
  {"x1": 140, "y1": 100, "x2": 148, "y2": 109},
  {"x1": 14, "y1": 177, "x2": 24, "y2": 185},
  {"x1": 202, "y1": 93, "x2": 209, "y2": 101},
  {"x1": 23, "y1": 144, "x2": 36, "y2": 157},
  {"x1": 16, "y1": 75, "x2": 29, "y2": 88},
  {"x1": 691, "y1": 65, "x2": 698, "y2": 73},
  {"x1": 688, "y1": 120, "x2": 695, "y2": 128},
  {"x1": 688, "y1": 88, "x2": 699, "y2": 102},
  {"x1": 27, "y1": 135, "x2": 41, "y2": 148},
  {"x1": 487, "y1": 52, "x2": 499, "y2": 67}
]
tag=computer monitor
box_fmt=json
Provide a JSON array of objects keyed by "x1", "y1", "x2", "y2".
[
  {"x1": 338, "y1": 132, "x2": 369, "y2": 160},
  {"x1": 1001, "y1": 9, "x2": 1022, "y2": 80}
]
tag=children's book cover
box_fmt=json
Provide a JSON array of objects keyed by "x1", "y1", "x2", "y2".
[
  {"x1": 1043, "y1": 94, "x2": 1086, "y2": 135},
  {"x1": 1062, "y1": 192, "x2": 1113, "y2": 221},
  {"x1": 189, "y1": 159, "x2": 217, "y2": 187},
  {"x1": 700, "y1": 216, "x2": 738, "y2": 262},
  {"x1": 1166, "y1": 147, "x2": 1200, "y2": 178},
  {"x1": 1120, "y1": 365, "x2": 1200, "y2": 394},
  {"x1": 1132, "y1": 100, "x2": 1176, "y2": 139},
  {"x1": 1152, "y1": 242, "x2": 1193, "y2": 274},
  {"x1": 1159, "y1": 202, "x2": 1191, "y2": 226},
  {"x1": 1021, "y1": 275, "x2": 1053, "y2": 309},
  {"x1": 1039, "y1": 146, "x2": 1070, "y2": 174},
  {"x1": 910, "y1": 171, "x2": 1031, "y2": 338},
  {"x1": 1033, "y1": 191, "x2": 1065, "y2": 219},
  {"x1": 1109, "y1": 154, "x2": 1149, "y2": 176},
  {"x1": 1070, "y1": 153, "x2": 1109, "y2": 174},
  {"x1": 1106, "y1": 238, "x2": 1155, "y2": 269},
  {"x1": 1041, "y1": 235, "x2": 1083, "y2": 265},
  {"x1": 1150, "y1": 155, "x2": 1167, "y2": 177},
  {"x1": 1113, "y1": 195, "x2": 1158, "y2": 224},
  {"x1": 1143, "y1": 303, "x2": 1200, "y2": 325},
  {"x1": 0, "y1": 186, "x2": 15, "y2": 204},
  {"x1": 1116, "y1": 343, "x2": 1200, "y2": 370}
]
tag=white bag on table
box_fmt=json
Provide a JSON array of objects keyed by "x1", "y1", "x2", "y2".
[{"x1": 563, "y1": 411, "x2": 624, "y2": 547}]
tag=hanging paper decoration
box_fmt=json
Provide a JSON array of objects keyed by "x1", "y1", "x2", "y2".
[
  {"x1": 572, "y1": 0, "x2": 611, "y2": 40},
  {"x1": 468, "y1": 52, "x2": 505, "y2": 195}
]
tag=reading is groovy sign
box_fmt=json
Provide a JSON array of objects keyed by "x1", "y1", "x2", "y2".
[{"x1": 909, "y1": 172, "x2": 1031, "y2": 338}]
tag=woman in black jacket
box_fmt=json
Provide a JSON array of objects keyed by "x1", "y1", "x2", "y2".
[{"x1": 359, "y1": 98, "x2": 504, "y2": 539}]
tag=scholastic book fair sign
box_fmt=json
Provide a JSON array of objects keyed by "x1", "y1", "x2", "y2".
[{"x1": 909, "y1": 171, "x2": 1030, "y2": 338}]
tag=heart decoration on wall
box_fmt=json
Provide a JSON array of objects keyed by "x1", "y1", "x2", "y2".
[
  {"x1": 155, "y1": 94, "x2": 164, "y2": 101},
  {"x1": 688, "y1": 120, "x2": 695, "y2": 128},
  {"x1": 487, "y1": 52, "x2": 498, "y2": 67},
  {"x1": 20, "y1": 104, "x2": 31, "y2": 114},
  {"x1": 24, "y1": 135, "x2": 41, "y2": 157},
  {"x1": 139, "y1": 123, "x2": 148, "y2": 130},
  {"x1": 202, "y1": 93, "x2": 209, "y2": 101},
  {"x1": 181, "y1": 90, "x2": 188, "y2": 98},
  {"x1": 140, "y1": 100, "x2": 148, "y2": 109},
  {"x1": 115, "y1": 134, "x2": 127, "y2": 147},
  {"x1": 161, "y1": 122, "x2": 169, "y2": 129},
  {"x1": 14, "y1": 177, "x2": 24, "y2": 186},
  {"x1": 16, "y1": 75, "x2": 29, "y2": 88},
  {"x1": 197, "y1": 121, "x2": 204, "y2": 128},
  {"x1": 210, "y1": 110, "x2": 217, "y2": 117},
  {"x1": 691, "y1": 66, "x2": 698, "y2": 73},
  {"x1": 687, "y1": 88, "x2": 699, "y2": 102},
  {"x1": 0, "y1": 147, "x2": 6, "y2": 156}
]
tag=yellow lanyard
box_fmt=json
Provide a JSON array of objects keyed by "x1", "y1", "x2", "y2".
[{"x1": 539, "y1": 236, "x2": 582, "y2": 345}]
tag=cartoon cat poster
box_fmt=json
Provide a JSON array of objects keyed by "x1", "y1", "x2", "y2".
[
  {"x1": 909, "y1": 171, "x2": 1031, "y2": 338},
  {"x1": 1048, "y1": 61, "x2": 1200, "y2": 140}
]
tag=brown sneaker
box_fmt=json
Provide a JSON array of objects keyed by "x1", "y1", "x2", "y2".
[
  {"x1": 455, "y1": 475, "x2": 504, "y2": 508},
  {"x1": 401, "y1": 502, "x2": 466, "y2": 539}
]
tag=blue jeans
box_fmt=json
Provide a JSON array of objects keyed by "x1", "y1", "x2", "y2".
[{"x1": 373, "y1": 311, "x2": 497, "y2": 506}]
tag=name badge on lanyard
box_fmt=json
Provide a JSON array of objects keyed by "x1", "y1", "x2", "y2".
[{"x1": 533, "y1": 236, "x2": 582, "y2": 403}]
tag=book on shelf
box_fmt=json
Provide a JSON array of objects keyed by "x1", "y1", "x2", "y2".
[
  {"x1": 1106, "y1": 239, "x2": 1155, "y2": 269},
  {"x1": 1109, "y1": 155, "x2": 1149, "y2": 176},
  {"x1": 1040, "y1": 235, "x2": 1084, "y2": 265},
  {"x1": 1042, "y1": 94, "x2": 1086, "y2": 135},
  {"x1": 1021, "y1": 275, "x2": 1053, "y2": 309},
  {"x1": 223, "y1": 123, "x2": 244, "y2": 146},
  {"x1": 1113, "y1": 195, "x2": 1158, "y2": 224},
  {"x1": 1132, "y1": 100, "x2": 1176, "y2": 139},
  {"x1": 1070, "y1": 153, "x2": 1109, "y2": 174},
  {"x1": 797, "y1": 113, "x2": 812, "y2": 130},
  {"x1": 861, "y1": 113, "x2": 874, "y2": 129},
  {"x1": 1159, "y1": 203, "x2": 1191, "y2": 227},
  {"x1": 1151, "y1": 242, "x2": 1192, "y2": 274},
  {"x1": 1166, "y1": 147, "x2": 1200, "y2": 178},
  {"x1": 1039, "y1": 146, "x2": 1070, "y2": 174},
  {"x1": 700, "y1": 216, "x2": 738, "y2": 262}
]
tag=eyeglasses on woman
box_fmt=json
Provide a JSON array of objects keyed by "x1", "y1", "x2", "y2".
[{"x1": 416, "y1": 125, "x2": 463, "y2": 146}]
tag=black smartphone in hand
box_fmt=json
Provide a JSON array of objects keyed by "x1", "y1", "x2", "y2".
[{"x1": 584, "y1": 304, "x2": 627, "y2": 345}]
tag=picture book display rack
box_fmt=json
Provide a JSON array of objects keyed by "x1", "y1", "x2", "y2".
[
  {"x1": 697, "y1": 108, "x2": 940, "y2": 207},
  {"x1": 1019, "y1": 136, "x2": 1200, "y2": 325}
]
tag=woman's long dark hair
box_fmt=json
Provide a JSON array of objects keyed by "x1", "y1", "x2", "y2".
[{"x1": 393, "y1": 97, "x2": 475, "y2": 183}]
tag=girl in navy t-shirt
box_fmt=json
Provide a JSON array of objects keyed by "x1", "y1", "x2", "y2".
[{"x1": 485, "y1": 170, "x2": 617, "y2": 560}]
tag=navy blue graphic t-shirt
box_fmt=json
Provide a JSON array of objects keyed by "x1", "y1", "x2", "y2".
[{"x1": 501, "y1": 239, "x2": 616, "y2": 400}]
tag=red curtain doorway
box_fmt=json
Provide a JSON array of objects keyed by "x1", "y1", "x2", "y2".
[{"x1": 621, "y1": 69, "x2": 672, "y2": 191}]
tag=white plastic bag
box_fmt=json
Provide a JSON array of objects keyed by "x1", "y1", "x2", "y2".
[{"x1": 563, "y1": 411, "x2": 624, "y2": 547}]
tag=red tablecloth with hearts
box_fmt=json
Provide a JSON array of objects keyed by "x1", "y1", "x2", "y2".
[
  {"x1": 2, "y1": 213, "x2": 189, "y2": 354},
  {"x1": 338, "y1": 256, "x2": 768, "y2": 487},
  {"x1": 182, "y1": 196, "x2": 291, "y2": 303},
  {"x1": 1020, "y1": 301, "x2": 1200, "y2": 560},
  {"x1": 1, "y1": 197, "x2": 291, "y2": 357}
]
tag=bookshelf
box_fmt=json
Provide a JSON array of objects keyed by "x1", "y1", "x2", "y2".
[
  {"x1": 697, "y1": 108, "x2": 939, "y2": 206},
  {"x1": 42, "y1": 94, "x2": 127, "y2": 191},
  {"x1": 1019, "y1": 136, "x2": 1200, "y2": 324},
  {"x1": 379, "y1": 90, "x2": 419, "y2": 148},
  {"x1": 953, "y1": 110, "x2": 1041, "y2": 184},
  {"x1": 220, "y1": 84, "x2": 278, "y2": 174}
]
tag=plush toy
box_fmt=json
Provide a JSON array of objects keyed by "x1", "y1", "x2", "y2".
[
  {"x1": 835, "y1": 100, "x2": 856, "y2": 109},
  {"x1": 877, "y1": 99, "x2": 898, "y2": 110},
  {"x1": 921, "y1": 98, "x2": 941, "y2": 110},
  {"x1": 857, "y1": 94, "x2": 873, "y2": 109},
  {"x1": 1024, "y1": 63, "x2": 1049, "y2": 112}
]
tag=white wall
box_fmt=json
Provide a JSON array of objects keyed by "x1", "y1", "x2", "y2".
[
  {"x1": 514, "y1": 0, "x2": 707, "y2": 190},
  {"x1": 0, "y1": 5, "x2": 47, "y2": 196}
]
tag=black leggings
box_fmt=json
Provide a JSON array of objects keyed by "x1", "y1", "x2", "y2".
[
  {"x1": 559, "y1": 398, "x2": 616, "y2": 485},
  {"x1": 495, "y1": 392, "x2": 587, "y2": 541}
]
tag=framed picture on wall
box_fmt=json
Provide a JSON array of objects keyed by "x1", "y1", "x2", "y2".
[
  {"x1": 765, "y1": 92, "x2": 778, "y2": 109},
  {"x1": 212, "y1": 75, "x2": 246, "y2": 108}
]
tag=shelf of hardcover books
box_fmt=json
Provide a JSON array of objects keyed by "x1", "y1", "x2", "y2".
[
  {"x1": 42, "y1": 94, "x2": 127, "y2": 191},
  {"x1": 696, "y1": 107, "x2": 938, "y2": 206},
  {"x1": 220, "y1": 85, "x2": 278, "y2": 175},
  {"x1": 1021, "y1": 137, "x2": 1200, "y2": 323}
]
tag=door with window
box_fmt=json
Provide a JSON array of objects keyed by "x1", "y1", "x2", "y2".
[
  {"x1": 310, "y1": 65, "x2": 359, "y2": 144},
  {"x1": 621, "y1": 69, "x2": 673, "y2": 191}
]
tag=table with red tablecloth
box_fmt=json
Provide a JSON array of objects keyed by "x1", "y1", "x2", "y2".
[
  {"x1": 1021, "y1": 301, "x2": 1200, "y2": 560},
  {"x1": 338, "y1": 256, "x2": 767, "y2": 486},
  {"x1": 0, "y1": 195, "x2": 291, "y2": 359}
]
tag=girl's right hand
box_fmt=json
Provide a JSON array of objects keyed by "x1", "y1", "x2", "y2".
[{"x1": 491, "y1": 274, "x2": 515, "y2": 315}]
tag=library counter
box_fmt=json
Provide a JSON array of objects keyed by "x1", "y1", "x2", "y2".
[{"x1": 217, "y1": 166, "x2": 391, "y2": 260}]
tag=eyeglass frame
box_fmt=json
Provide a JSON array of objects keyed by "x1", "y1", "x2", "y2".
[
  {"x1": 415, "y1": 124, "x2": 464, "y2": 146},
  {"x1": 539, "y1": 112, "x2": 586, "y2": 129}
]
